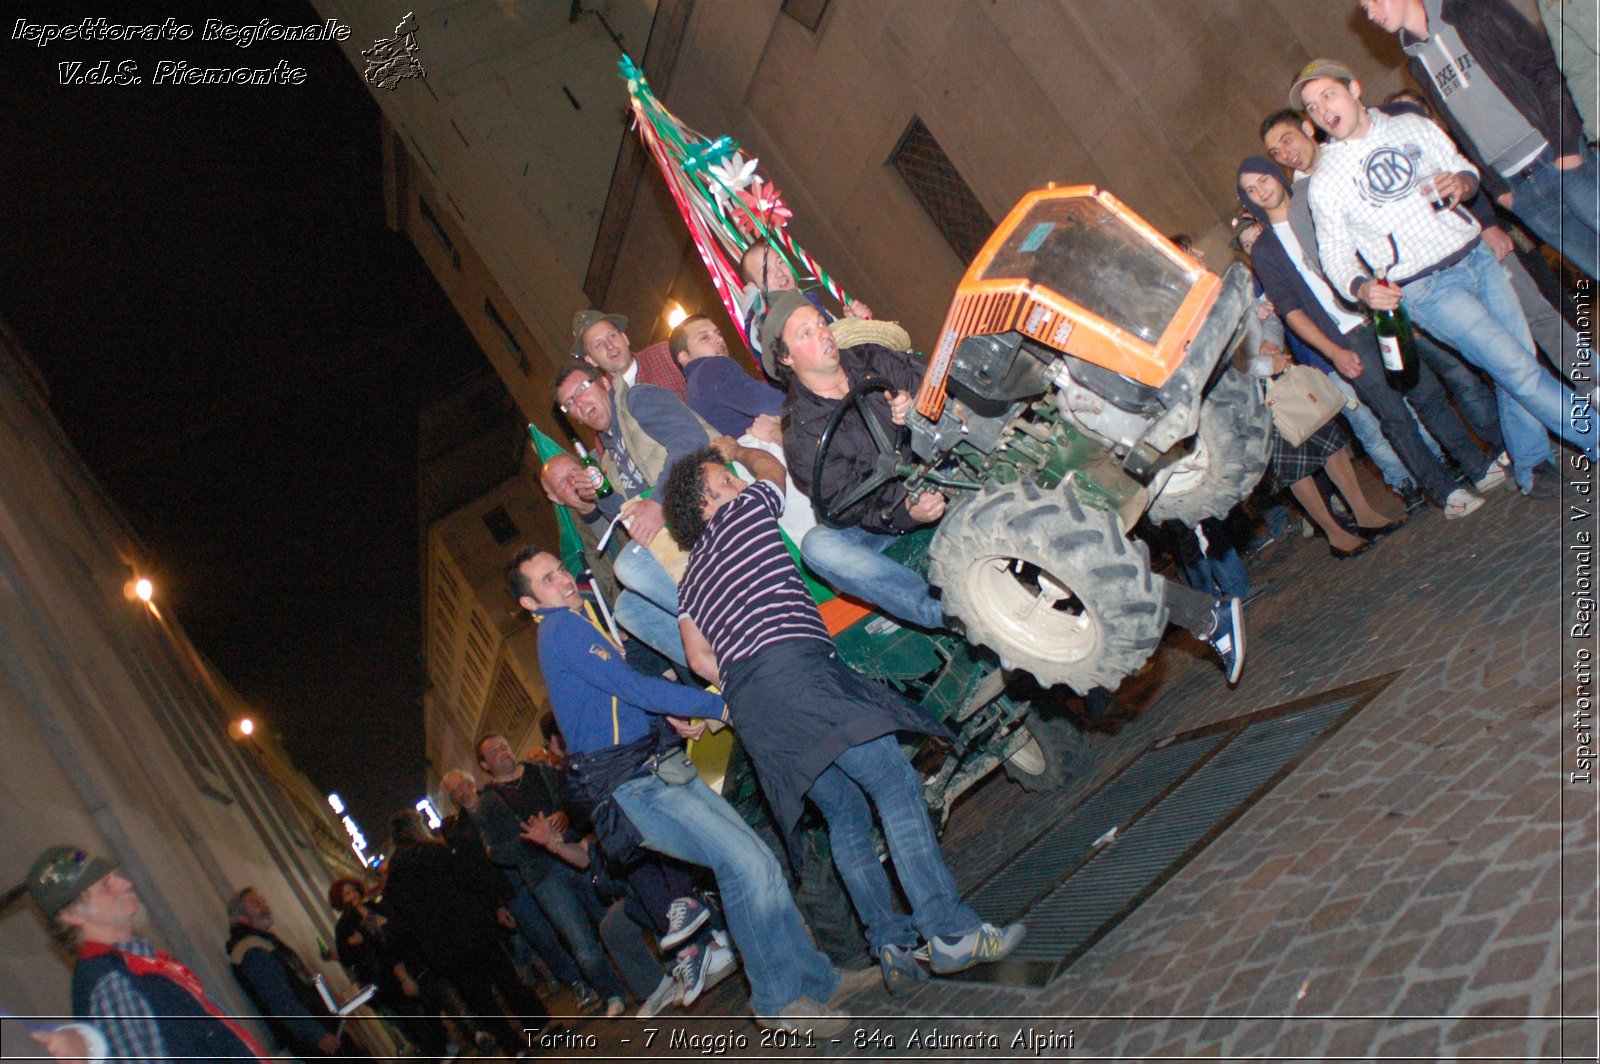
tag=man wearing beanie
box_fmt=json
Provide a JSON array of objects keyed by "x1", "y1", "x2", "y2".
[
  {"x1": 26, "y1": 846, "x2": 273, "y2": 1064},
  {"x1": 1236, "y1": 153, "x2": 1493, "y2": 519},
  {"x1": 1295, "y1": 59, "x2": 1597, "y2": 496}
]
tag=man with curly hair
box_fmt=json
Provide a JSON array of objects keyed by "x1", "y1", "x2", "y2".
[{"x1": 663, "y1": 439, "x2": 1026, "y2": 994}]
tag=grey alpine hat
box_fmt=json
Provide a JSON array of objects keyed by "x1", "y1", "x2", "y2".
[
  {"x1": 570, "y1": 309, "x2": 630, "y2": 359},
  {"x1": 27, "y1": 845, "x2": 117, "y2": 917}
]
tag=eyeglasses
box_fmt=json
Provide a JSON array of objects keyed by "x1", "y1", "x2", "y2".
[{"x1": 559, "y1": 378, "x2": 597, "y2": 414}]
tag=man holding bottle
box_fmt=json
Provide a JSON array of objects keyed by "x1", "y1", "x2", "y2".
[{"x1": 1296, "y1": 59, "x2": 1597, "y2": 496}]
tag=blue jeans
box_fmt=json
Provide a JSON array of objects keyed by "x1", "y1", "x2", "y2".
[
  {"x1": 806, "y1": 735, "x2": 981, "y2": 956},
  {"x1": 1402, "y1": 243, "x2": 1597, "y2": 487},
  {"x1": 504, "y1": 882, "x2": 581, "y2": 986},
  {"x1": 1508, "y1": 142, "x2": 1599, "y2": 282},
  {"x1": 612, "y1": 775, "x2": 838, "y2": 1016},
  {"x1": 613, "y1": 543, "x2": 687, "y2": 668},
  {"x1": 531, "y1": 863, "x2": 625, "y2": 1000},
  {"x1": 1329, "y1": 375, "x2": 1409, "y2": 488},
  {"x1": 1415, "y1": 332, "x2": 1502, "y2": 449},
  {"x1": 800, "y1": 524, "x2": 944, "y2": 629}
]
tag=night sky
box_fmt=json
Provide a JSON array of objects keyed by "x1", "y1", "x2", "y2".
[{"x1": 1, "y1": 1, "x2": 485, "y2": 832}]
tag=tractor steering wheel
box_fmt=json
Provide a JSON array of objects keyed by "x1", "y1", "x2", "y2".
[{"x1": 811, "y1": 378, "x2": 920, "y2": 528}]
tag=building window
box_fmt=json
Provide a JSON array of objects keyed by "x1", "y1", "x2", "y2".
[
  {"x1": 481, "y1": 505, "x2": 519, "y2": 545},
  {"x1": 416, "y1": 198, "x2": 461, "y2": 270},
  {"x1": 483, "y1": 297, "x2": 524, "y2": 357},
  {"x1": 888, "y1": 117, "x2": 996, "y2": 264},
  {"x1": 780, "y1": 0, "x2": 830, "y2": 31}
]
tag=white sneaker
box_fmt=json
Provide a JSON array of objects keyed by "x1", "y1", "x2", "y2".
[
  {"x1": 1473, "y1": 453, "x2": 1510, "y2": 493},
  {"x1": 604, "y1": 996, "x2": 627, "y2": 1018},
  {"x1": 637, "y1": 974, "x2": 678, "y2": 1019},
  {"x1": 1442, "y1": 487, "x2": 1486, "y2": 519}
]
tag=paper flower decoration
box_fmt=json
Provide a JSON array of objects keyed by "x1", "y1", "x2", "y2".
[
  {"x1": 706, "y1": 151, "x2": 760, "y2": 211},
  {"x1": 733, "y1": 178, "x2": 793, "y2": 237}
]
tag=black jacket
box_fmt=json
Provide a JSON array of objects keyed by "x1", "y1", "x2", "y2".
[
  {"x1": 1401, "y1": 0, "x2": 1586, "y2": 201},
  {"x1": 782, "y1": 344, "x2": 929, "y2": 534}
]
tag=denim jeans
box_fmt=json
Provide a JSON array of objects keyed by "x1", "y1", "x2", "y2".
[
  {"x1": 504, "y1": 882, "x2": 581, "y2": 986},
  {"x1": 806, "y1": 735, "x2": 980, "y2": 956},
  {"x1": 1402, "y1": 243, "x2": 1597, "y2": 487},
  {"x1": 1329, "y1": 375, "x2": 1409, "y2": 488},
  {"x1": 613, "y1": 543, "x2": 687, "y2": 668},
  {"x1": 1415, "y1": 332, "x2": 1502, "y2": 449},
  {"x1": 1502, "y1": 247, "x2": 1583, "y2": 387},
  {"x1": 612, "y1": 775, "x2": 838, "y2": 1016},
  {"x1": 1507, "y1": 142, "x2": 1599, "y2": 282},
  {"x1": 1338, "y1": 323, "x2": 1483, "y2": 500},
  {"x1": 800, "y1": 524, "x2": 944, "y2": 629},
  {"x1": 531, "y1": 863, "x2": 625, "y2": 1000}
]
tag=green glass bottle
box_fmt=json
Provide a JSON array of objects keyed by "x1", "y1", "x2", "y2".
[
  {"x1": 1371, "y1": 269, "x2": 1419, "y2": 391},
  {"x1": 572, "y1": 438, "x2": 614, "y2": 498}
]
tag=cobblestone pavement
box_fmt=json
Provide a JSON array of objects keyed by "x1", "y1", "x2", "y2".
[{"x1": 551, "y1": 481, "x2": 1597, "y2": 1061}]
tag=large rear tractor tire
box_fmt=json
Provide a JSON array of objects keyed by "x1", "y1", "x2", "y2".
[
  {"x1": 928, "y1": 480, "x2": 1167, "y2": 693},
  {"x1": 1146, "y1": 365, "x2": 1270, "y2": 526}
]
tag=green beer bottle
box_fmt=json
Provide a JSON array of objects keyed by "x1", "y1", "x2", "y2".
[
  {"x1": 572, "y1": 438, "x2": 614, "y2": 499},
  {"x1": 1371, "y1": 268, "x2": 1419, "y2": 391}
]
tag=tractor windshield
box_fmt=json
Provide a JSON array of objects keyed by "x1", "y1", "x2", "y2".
[{"x1": 979, "y1": 197, "x2": 1193, "y2": 344}]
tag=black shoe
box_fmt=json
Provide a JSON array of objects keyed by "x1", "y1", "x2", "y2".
[
  {"x1": 1330, "y1": 538, "x2": 1373, "y2": 560},
  {"x1": 1397, "y1": 481, "x2": 1427, "y2": 514},
  {"x1": 1524, "y1": 462, "x2": 1559, "y2": 499}
]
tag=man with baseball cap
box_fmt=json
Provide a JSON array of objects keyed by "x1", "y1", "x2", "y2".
[
  {"x1": 571, "y1": 308, "x2": 687, "y2": 401},
  {"x1": 27, "y1": 845, "x2": 272, "y2": 1064},
  {"x1": 1294, "y1": 59, "x2": 1596, "y2": 497}
]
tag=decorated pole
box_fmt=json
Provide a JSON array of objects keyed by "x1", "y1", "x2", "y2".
[{"x1": 617, "y1": 56, "x2": 855, "y2": 351}]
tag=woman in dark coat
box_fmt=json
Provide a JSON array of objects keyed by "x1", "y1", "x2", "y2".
[
  {"x1": 381, "y1": 812, "x2": 547, "y2": 1055},
  {"x1": 329, "y1": 878, "x2": 449, "y2": 1059}
]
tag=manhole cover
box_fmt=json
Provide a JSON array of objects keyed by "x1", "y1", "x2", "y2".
[{"x1": 957, "y1": 672, "x2": 1399, "y2": 986}]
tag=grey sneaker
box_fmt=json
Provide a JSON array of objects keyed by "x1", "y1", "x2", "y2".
[
  {"x1": 636, "y1": 973, "x2": 678, "y2": 1019},
  {"x1": 927, "y1": 922, "x2": 1027, "y2": 975},
  {"x1": 756, "y1": 996, "x2": 849, "y2": 1038},
  {"x1": 880, "y1": 943, "x2": 930, "y2": 997}
]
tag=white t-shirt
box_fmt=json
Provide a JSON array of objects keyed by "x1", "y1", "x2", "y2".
[{"x1": 1273, "y1": 221, "x2": 1364, "y2": 335}]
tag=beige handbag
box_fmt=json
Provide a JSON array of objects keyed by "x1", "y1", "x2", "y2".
[{"x1": 1265, "y1": 364, "x2": 1345, "y2": 446}]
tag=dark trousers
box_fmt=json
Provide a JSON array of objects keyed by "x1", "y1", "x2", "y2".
[
  {"x1": 1162, "y1": 578, "x2": 1215, "y2": 637},
  {"x1": 1341, "y1": 323, "x2": 1488, "y2": 502},
  {"x1": 433, "y1": 948, "x2": 546, "y2": 1053}
]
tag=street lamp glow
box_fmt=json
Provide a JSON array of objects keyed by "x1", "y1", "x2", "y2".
[
  {"x1": 238, "y1": 717, "x2": 254, "y2": 736},
  {"x1": 134, "y1": 578, "x2": 154, "y2": 602},
  {"x1": 665, "y1": 302, "x2": 688, "y2": 329}
]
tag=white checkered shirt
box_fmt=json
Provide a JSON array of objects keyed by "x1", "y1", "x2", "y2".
[{"x1": 1309, "y1": 110, "x2": 1481, "y2": 299}]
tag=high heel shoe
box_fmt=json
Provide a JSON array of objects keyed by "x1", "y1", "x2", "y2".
[
  {"x1": 1330, "y1": 537, "x2": 1372, "y2": 560},
  {"x1": 1356, "y1": 517, "x2": 1406, "y2": 540}
]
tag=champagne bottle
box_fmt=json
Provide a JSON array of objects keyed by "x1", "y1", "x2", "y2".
[
  {"x1": 1371, "y1": 268, "x2": 1419, "y2": 391},
  {"x1": 572, "y1": 438, "x2": 614, "y2": 498}
]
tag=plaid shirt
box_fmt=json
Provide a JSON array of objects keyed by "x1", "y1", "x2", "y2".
[
  {"x1": 631, "y1": 341, "x2": 688, "y2": 402},
  {"x1": 85, "y1": 939, "x2": 176, "y2": 1064},
  {"x1": 1309, "y1": 109, "x2": 1481, "y2": 298}
]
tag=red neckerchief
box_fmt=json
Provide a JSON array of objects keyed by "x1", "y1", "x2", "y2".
[{"x1": 78, "y1": 941, "x2": 274, "y2": 1062}]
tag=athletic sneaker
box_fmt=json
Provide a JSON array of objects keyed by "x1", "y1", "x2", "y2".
[
  {"x1": 659, "y1": 896, "x2": 711, "y2": 951},
  {"x1": 1206, "y1": 597, "x2": 1246, "y2": 685},
  {"x1": 603, "y1": 996, "x2": 627, "y2": 1018},
  {"x1": 569, "y1": 981, "x2": 600, "y2": 1012},
  {"x1": 673, "y1": 943, "x2": 714, "y2": 1007},
  {"x1": 637, "y1": 973, "x2": 678, "y2": 1019},
  {"x1": 755, "y1": 997, "x2": 848, "y2": 1038},
  {"x1": 1473, "y1": 453, "x2": 1510, "y2": 493},
  {"x1": 927, "y1": 922, "x2": 1027, "y2": 975},
  {"x1": 1442, "y1": 486, "x2": 1486, "y2": 519}
]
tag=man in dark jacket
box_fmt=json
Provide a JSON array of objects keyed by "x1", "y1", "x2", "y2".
[
  {"x1": 1360, "y1": 0, "x2": 1597, "y2": 280},
  {"x1": 765, "y1": 290, "x2": 946, "y2": 630},
  {"x1": 226, "y1": 889, "x2": 362, "y2": 1057}
]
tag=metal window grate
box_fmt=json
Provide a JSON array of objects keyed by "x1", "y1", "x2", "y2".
[
  {"x1": 956, "y1": 673, "x2": 1399, "y2": 987},
  {"x1": 889, "y1": 118, "x2": 996, "y2": 264}
]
